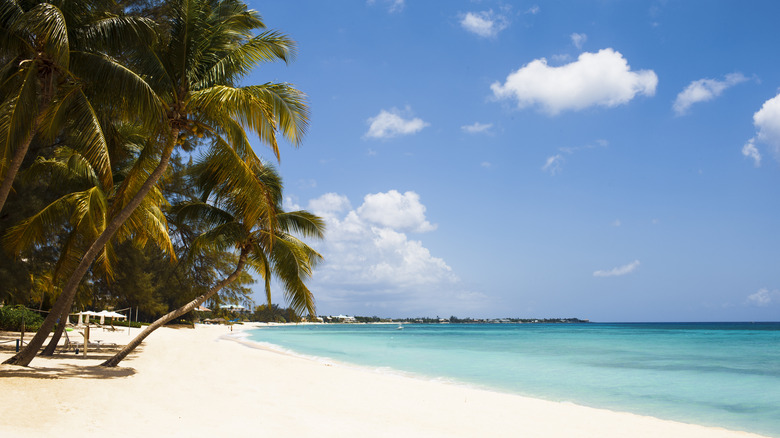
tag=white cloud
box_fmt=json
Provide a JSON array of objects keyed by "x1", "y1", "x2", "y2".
[
  {"x1": 753, "y1": 93, "x2": 780, "y2": 155},
  {"x1": 542, "y1": 154, "x2": 563, "y2": 175},
  {"x1": 742, "y1": 138, "x2": 761, "y2": 167},
  {"x1": 303, "y1": 191, "x2": 482, "y2": 316},
  {"x1": 743, "y1": 92, "x2": 780, "y2": 165},
  {"x1": 593, "y1": 260, "x2": 640, "y2": 277},
  {"x1": 612, "y1": 219, "x2": 622, "y2": 227},
  {"x1": 356, "y1": 190, "x2": 436, "y2": 232},
  {"x1": 571, "y1": 33, "x2": 587, "y2": 49},
  {"x1": 283, "y1": 196, "x2": 302, "y2": 211},
  {"x1": 460, "y1": 10, "x2": 509, "y2": 38},
  {"x1": 551, "y1": 54, "x2": 571, "y2": 63},
  {"x1": 525, "y1": 5, "x2": 540, "y2": 14},
  {"x1": 367, "y1": 0, "x2": 404, "y2": 13},
  {"x1": 461, "y1": 122, "x2": 493, "y2": 133},
  {"x1": 307, "y1": 193, "x2": 352, "y2": 220},
  {"x1": 365, "y1": 107, "x2": 429, "y2": 139},
  {"x1": 490, "y1": 48, "x2": 657, "y2": 115},
  {"x1": 673, "y1": 73, "x2": 748, "y2": 115},
  {"x1": 481, "y1": 161, "x2": 491, "y2": 168},
  {"x1": 747, "y1": 288, "x2": 780, "y2": 307}
]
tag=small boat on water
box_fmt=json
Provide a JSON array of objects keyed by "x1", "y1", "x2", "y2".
[{"x1": 396, "y1": 325, "x2": 404, "y2": 330}]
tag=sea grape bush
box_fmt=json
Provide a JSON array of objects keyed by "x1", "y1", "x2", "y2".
[{"x1": 0, "y1": 306, "x2": 44, "y2": 332}]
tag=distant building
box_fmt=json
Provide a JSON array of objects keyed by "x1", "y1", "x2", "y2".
[
  {"x1": 220, "y1": 304, "x2": 250, "y2": 314},
  {"x1": 333, "y1": 314, "x2": 356, "y2": 323}
]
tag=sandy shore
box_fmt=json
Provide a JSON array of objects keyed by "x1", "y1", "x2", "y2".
[{"x1": 0, "y1": 324, "x2": 770, "y2": 438}]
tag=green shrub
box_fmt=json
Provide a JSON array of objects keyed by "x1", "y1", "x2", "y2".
[
  {"x1": 104, "y1": 319, "x2": 142, "y2": 328},
  {"x1": 0, "y1": 305, "x2": 44, "y2": 332}
]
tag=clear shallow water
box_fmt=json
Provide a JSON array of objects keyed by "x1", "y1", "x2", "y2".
[{"x1": 247, "y1": 322, "x2": 780, "y2": 437}]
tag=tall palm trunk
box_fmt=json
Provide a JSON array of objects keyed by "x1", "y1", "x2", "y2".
[
  {"x1": 0, "y1": 129, "x2": 36, "y2": 214},
  {"x1": 100, "y1": 247, "x2": 248, "y2": 367},
  {"x1": 3, "y1": 133, "x2": 178, "y2": 366}
]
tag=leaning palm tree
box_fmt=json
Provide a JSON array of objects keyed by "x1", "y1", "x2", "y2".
[
  {"x1": 0, "y1": 0, "x2": 157, "y2": 213},
  {"x1": 5, "y1": 0, "x2": 307, "y2": 366},
  {"x1": 2, "y1": 142, "x2": 175, "y2": 354},
  {"x1": 101, "y1": 147, "x2": 323, "y2": 367}
]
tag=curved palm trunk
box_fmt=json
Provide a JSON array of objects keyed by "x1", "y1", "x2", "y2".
[
  {"x1": 3, "y1": 134, "x2": 177, "y2": 366},
  {"x1": 0, "y1": 129, "x2": 36, "y2": 214},
  {"x1": 41, "y1": 306, "x2": 71, "y2": 356},
  {"x1": 100, "y1": 247, "x2": 248, "y2": 367}
]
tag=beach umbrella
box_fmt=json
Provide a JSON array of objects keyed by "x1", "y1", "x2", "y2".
[
  {"x1": 96, "y1": 310, "x2": 127, "y2": 324},
  {"x1": 77, "y1": 311, "x2": 100, "y2": 324}
]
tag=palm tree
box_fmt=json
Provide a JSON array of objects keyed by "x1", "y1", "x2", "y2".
[
  {"x1": 0, "y1": 0, "x2": 157, "y2": 214},
  {"x1": 2, "y1": 141, "x2": 175, "y2": 354},
  {"x1": 101, "y1": 147, "x2": 323, "y2": 367},
  {"x1": 4, "y1": 0, "x2": 307, "y2": 366}
]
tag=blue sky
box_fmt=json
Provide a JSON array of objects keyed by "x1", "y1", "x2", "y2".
[{"x1": 244, "y1": 0, "x2": 780, "y2": 322}]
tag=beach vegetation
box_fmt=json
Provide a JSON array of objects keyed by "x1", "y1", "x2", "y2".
[
  {"x1": 2, "y1": 0, "x2": 313, "y2": 367},
  {"x1": 100, "y1": 158, "x2": 323, "y2": 367},
  {"x1": 0, "y1": 305, "x2": 44, "y2": 332}
]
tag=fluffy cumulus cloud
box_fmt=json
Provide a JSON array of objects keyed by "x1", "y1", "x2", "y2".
[
  {"x1": 303, "y1": 191, "x2": 485, "y2": 316},
  {"x1": 673, "y1": 73, "x2": 747, "y2": 115},
  {"x1": 593, "y1": 260, "x2": 640, "y2": 277},
  {"x1": 490, "y1": 48, "x2": 657, "y2": 115},
  {"x1": 365, "y1": 107, "x2": 429, "y2": 139},
  {"x1": 743, "y1": 93, "x2": 780, "y2": 165},
  {"x1": 461, "y1": 122, "x2": 493, "y2": 134},
  {"x1": 747, "y1": 288, "x2": 780, "y2": 307},
  {"x1": 460, "y1": 10, "x2": 509, "y2": 38},
  {"x1": 356, "y1": 190, "x2": 436, "y2": 232}
]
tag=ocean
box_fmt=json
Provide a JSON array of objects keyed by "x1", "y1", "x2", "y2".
[{"x1": 246, "y1": 322, "x2": 780, "y2": 437}]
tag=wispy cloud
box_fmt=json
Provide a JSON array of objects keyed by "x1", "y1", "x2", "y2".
[
  {"x1": 460, "y1": 10, "x2": 510, "y2": 38},
  {"x1": 543, "y1": 139, "x2": 608, "y2": 175},
  {"x1": 747, "y1": 288, "x2": 780, "y2": 307},
  {"x1": 742, "y1": 139, "x2": 761, "y2": 167},
  {"x1": 542, "y1": 154, "x2": 563, "y2": 175},
  {"x1": 570, "y1": 33, "x2": 587, "y2": 49},
  {"x1": 367, "y1": 0, "x2": 404, "y2": 13},
  {"x1": 461, "y1": 122, "x2": 493, "y2": 134},
  {"x1": 525, "y1": 5, "x2": 540, "y2": 14},
  {"x1": 673, "y1": 73, "x2": 748, "y2": 115},
  {"x1": 491, "y1": 49, "x2": 657, "y2": 115},
  {"x1": 593, "y1": 260, "x2": 640, "y2": 277},
  {"x1": 365, "y1": 107, "x2": 429, "y2": 139}
]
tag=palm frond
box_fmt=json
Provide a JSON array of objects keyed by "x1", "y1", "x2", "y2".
[
  {"x1": 194, "y1": 31, "x2": 296, "y2": 89},
  {"x1": 69, "y1": 51, "x2": 164, "y2": 128},
  {"x1": 3, "y1": 191, "x2": 78, "y2": 255},
  {"x1": 0, "y1": 63, "x2": 38, "y2": 177},
  {"x1": 40, "y1": 84, "x2": 113, "y2": 191},
  {"x1": 74, "y1": 15, "x2": 158, "y2": 54},
  {"x1": 277, "y1": 210, "x2": 326, "y2": 239},
  {"x1": 16, "y1": 3, "x2": 69, "y2": 68}
]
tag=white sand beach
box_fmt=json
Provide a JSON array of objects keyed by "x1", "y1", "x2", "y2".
[{"x1": 0, "y1": 324, "x2": 770, "y2": 438}]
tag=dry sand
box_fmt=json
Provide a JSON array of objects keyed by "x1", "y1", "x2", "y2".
[{"x1": 0, "y1": 323, "x2": 771, "y2": 438}]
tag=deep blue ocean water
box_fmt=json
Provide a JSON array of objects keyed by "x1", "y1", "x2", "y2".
[{"x1": 246, "y1": 322, "x2": 780, "y2": 437}]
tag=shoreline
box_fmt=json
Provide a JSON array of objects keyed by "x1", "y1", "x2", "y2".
[{"x1": 0, "y1": 323, "x2": 772, "y2": 438}]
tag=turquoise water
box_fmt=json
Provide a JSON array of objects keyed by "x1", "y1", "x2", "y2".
[{"x1": 247, "y1": 323, "x2": 780, "y2": 436}]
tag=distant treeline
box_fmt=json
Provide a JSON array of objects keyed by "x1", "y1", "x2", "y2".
[{"x1": 326, "y1": 316, "x2": 590, "y2": 324}]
